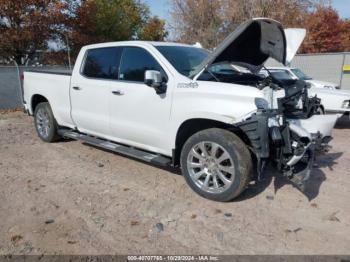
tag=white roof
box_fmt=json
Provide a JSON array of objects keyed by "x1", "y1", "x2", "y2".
[{"x1": 83, "y1": 41, "x2": 195, "y2": 50}]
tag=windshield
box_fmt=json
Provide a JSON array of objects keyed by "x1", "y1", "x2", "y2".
[
  {"x1": 291, "y1": 68, "x2": 312, "y2": 80},
  {"x1": 155, "y1": 46, "x2": 209, "y2": 77}
]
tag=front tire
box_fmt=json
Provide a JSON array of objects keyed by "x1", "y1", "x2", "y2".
[
  {"x1": 180, "y1": 128, "x2": 253, "y2": 202},
  {"x1": 34, "y1": 102, "x2": 60, "y2": 142}
]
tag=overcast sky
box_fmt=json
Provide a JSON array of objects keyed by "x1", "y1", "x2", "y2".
[{"x1": 144, "y1": 0, "x2": 350, "y2": 21}]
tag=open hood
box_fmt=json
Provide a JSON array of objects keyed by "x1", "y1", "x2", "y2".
[
  {"x1": 192, "y1": 18, "x2": 305, "y2": 77},
  {"x1": 285, "y1": 28, "x2": 306, "y2": 65}
]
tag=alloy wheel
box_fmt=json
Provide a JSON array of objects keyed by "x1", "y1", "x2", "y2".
[
  {"x1": 36, "y1": 107, "x2": 51, "y2": 139},
  {"x1": 186, "y1": 141, "x2": 235, "y2": 194}
]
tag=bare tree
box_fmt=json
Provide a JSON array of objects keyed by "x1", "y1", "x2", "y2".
[
  {"x1": 169, "y1": 0, "x2": 328, "y2": 49},
  {"x1": 170, "y1": 0, "x2": 224, "y2": 48}
]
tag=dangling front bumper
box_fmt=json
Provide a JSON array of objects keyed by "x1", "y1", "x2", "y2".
[
  {"x1": 283, "y1": 114, "x2": 338, "y2": 191},
  {"x1": 236, "y1": 111, "x2": 337, "y2": 191}
]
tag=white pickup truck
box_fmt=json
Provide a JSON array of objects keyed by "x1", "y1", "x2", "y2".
[{"x1": 23, "y1": 18, "x2": 338, "y2": 202}]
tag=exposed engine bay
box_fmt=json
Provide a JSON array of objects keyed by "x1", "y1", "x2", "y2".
[
  {"x1": 191, "y1": 19, "x2": 338, "y2": 192},
  {"x1": 199, "y1": 63, "x2": 333, "y2": 191}
]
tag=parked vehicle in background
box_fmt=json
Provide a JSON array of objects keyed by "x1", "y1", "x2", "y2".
[
  {"x1": 287, "y1": 67, "x2": 340, "y2": 90},
  {"x1": 23, "y1": 18, "x2": 337, "y2": 202},
  {"x1": 260, "y1": 67, "x2": 350, "y2": 114}
]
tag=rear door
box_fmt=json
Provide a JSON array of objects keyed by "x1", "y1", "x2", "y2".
[
  {"x1": 70, "y1": 47, "x2": 123, "y2": 137},
  {"x1": 108, "y1": 46, "x2": 173, "y2": 154}
]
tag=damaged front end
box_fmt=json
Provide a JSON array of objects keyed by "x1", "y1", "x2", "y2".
[
  {"x1": 237, "y1": 80, "x2": 337, "y2": 191},
  {"x1": 193, "y1": 18, "x2": 338, "y2": 191}
]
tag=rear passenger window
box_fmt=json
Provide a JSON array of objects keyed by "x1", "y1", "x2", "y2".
[
  {"x1": 83, "y1": 47, "x2": 122, "y2": 79},
  {"x1": 119, "y1": 47, "x2": 165, "y2": 82}
]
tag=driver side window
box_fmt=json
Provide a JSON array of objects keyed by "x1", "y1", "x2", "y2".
[{"x1": 119, "y1": 47, "x2": 167, "y2": 83}]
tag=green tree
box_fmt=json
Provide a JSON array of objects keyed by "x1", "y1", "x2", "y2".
[
  {"x1": 93, "y1": 0, "x2": 149, "y2": 41},
  {"x1": 70, "y1": 0, "x2": 167, "y2": 57}
]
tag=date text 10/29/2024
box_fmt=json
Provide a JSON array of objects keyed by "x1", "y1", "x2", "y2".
[{"x1": 127, "y1": 256, "x2": 219, "y2": 261}]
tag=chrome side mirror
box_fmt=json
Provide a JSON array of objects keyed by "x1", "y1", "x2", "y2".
[{"x1": 144, "y1": 70, "x2": 166, "y2": 94}]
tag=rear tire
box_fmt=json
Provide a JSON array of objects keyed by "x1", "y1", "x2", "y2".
[
  {"x1": 34, "y1": 102, "x2": 60, "y2": 142},
  {"x1": 180, "y1": 128, "x2": 253, "y2": 202}
]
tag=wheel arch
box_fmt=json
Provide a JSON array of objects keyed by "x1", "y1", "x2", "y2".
[
  {"x1": 173, "y1": 118, "x2": 252, "y2": 166},
  {"x1": 31, "y1": 94, "x2": 49, "y2": 114}
]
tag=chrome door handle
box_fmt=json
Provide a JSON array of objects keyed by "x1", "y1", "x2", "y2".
[{"x1": 112, "y1": 90, "x2": 124, "y2": 96}]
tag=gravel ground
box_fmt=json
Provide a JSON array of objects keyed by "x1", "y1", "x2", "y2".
[{"x1": 0, "y1": 112, "x2": 350, "y2": 255}]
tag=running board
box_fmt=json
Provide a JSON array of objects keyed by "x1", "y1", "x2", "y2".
[{"x1": 58, "y1": 129, "x2": 172, "y2": 167}]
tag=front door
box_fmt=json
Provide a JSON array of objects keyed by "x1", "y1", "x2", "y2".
[{"x1": 109, "y1": 46, "x2": 173, "y2": 155}]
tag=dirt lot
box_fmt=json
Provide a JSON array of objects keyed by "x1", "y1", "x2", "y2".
[{"x1": 0, "y1": 111, "x2": 350, "y2": 255}]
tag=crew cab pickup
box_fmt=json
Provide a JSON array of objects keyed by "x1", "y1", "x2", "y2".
[{"x1": 23, "y1": 18, "x2": 338, "y2": 202}]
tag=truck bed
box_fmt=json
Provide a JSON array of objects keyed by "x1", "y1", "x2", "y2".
[{"x1": 23, "y1": 70, "x2": 74, "y2": 128}]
